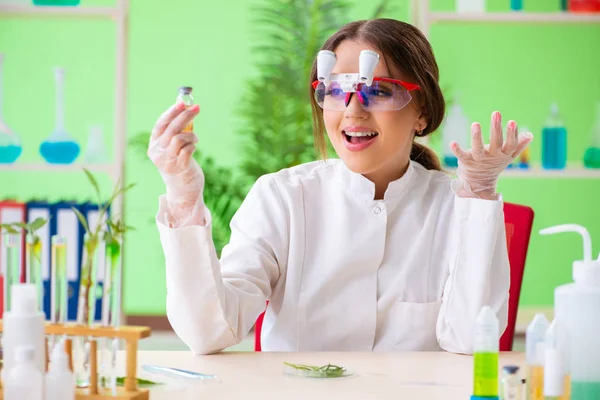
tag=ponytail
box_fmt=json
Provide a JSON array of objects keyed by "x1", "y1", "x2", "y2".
[{"x1": 410, "y1": 142, "x2": 442, "y2": 171}]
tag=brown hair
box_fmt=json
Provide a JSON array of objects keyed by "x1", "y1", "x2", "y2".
[{"x1": 309, "y1": 18, "x2": 445, "y2": 171}]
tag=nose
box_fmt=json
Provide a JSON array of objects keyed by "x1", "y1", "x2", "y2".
[{"x1": 343, "y1": 92, "x2": 369, "y2": 119}]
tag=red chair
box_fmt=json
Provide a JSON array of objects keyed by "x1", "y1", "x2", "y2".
[
  {"x1": 500, "y1": 202, "x2": 535, "y2": 351},
  {"x1": 254, "y1": 202, "x2": 534, "y2": 351}
]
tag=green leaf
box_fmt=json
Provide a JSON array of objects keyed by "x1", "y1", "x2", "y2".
[
  {"x1": 71, "y1": 207, "x2": 90, "y2": 234},
  {"x1": 116, "y1": 377, "x2": 161, "y2": 386},
  {"x1": 29, "y1": 217, "x2": 48, "y2": 232},
  {"x1": 83, "y1": 168, "x2": 103, "y2": 204},
  {"x1": 284, "y1": 362, "x2": 347, "y2": 378},
  {"x1": 0, "y1": 224, "x2": 19, "y2": 234}
]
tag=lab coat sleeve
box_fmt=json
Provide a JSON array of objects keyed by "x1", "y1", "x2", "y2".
[
  {"x1": 156, "y1": 175, "x2": 288, "y2": 355},
  {"x1": 436, "y1": 196, "x2": 510, "y2": 354}
]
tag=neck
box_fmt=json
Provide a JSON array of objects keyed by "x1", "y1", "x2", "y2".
[{"x1": 364, "y1": 157, "x2": 410, "y2": 200}]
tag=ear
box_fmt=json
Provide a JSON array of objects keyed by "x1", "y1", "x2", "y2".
[{"x1": 414, "y1": 113, "x2": 428, "y2": 134}]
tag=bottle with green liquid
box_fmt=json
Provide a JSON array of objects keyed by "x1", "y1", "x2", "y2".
[
  {"x1": 471, "y1": 306, "x2": 499, "y2": 400},
  {"x1": 583, "y1": 102, "x2": 600, "y2": 169}
]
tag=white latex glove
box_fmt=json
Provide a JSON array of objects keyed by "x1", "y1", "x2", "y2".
[
  {"x1": 450, "y1": 111, "x2": 533, "y2": 200},
  {"x1": 147, "y1": 101, "x2": 206, "y2": 226}
]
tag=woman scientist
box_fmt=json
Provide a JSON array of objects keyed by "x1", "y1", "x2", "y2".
[{"x1": 147, "y1": 18, "x2": 533, "y2": 355}]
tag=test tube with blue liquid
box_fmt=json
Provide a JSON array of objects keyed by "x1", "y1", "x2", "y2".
[
  {"x1": 542, "y1": 103, "x2": 567, "y2": 170},
  {"x1": 39, "y1": 67, "x2": 80, "y2": 164}
]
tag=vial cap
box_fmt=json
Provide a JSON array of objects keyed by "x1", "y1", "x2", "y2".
[
  {"x1": 179, "y1": 86, "x2": 193, "y2": 94},
  {"x1": 10, "y1": 284, "x2": 38, "y2": 315},
  {"x1": 14, "y1": 345, "x2": 35, "y2": 363}
]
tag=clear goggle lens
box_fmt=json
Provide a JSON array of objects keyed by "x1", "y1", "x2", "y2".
[{"x1": 314, "y1": 80, "x2": 413, "y2": 111}]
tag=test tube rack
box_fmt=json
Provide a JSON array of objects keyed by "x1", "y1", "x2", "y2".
[{"x1": 0, "y1": 322, "x2": 151, "y2": 400}]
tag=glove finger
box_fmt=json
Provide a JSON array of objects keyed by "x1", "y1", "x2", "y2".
[
  {"x1": 471, "y1": 122, "x2": 485, "y2": 157},
  {"x1": 177, "y1": 143, "x2": 197, "y2": 170},
  {"x1": 159, "y1": 105, "x2": 200, "y2": 149},
  {"x1": 490, "y1": 111, "x2": 503, "y2": 152},
  {"x1": 151, "y1": 102, "x2": 186, "y2": 140},
  {"x1": 502, "y1": 120, "x2": 518, "y2": 155},
  {"x1": 511, "y1": 132, "x2": 534, "y2": 158},
  {"x1": 166, "y1": 132, "x2": 198, "y2": 160},
  {"x1": 451, "y1": 141, "x2": 470, "y2": 161}
]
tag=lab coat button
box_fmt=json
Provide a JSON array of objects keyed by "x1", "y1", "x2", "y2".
[{"x1": 373, "y1": 206, "x2": 382, "y2": 214}]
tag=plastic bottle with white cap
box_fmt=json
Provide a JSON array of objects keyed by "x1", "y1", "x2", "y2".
[
  {"x1": 471, "y1": 305, "x2": 500, "y2": 400},
  {"x1": 3, "y1": 345, "x2": 44, "y2": 400},
  {"x1": 527, "y1": 313, "x2": 550, "y2": 400},
  {"x1": 540, "y1": 224, "x2": 600, "y2": 400},
  {"x1": 543, "y1": 318, "x2": 571, "y2": 400},
  {"x1": 46, "y1": 338, "x2": 76, "y2": 400},
  {"x1": 1, "y1": 283, "x2": 46, "y2": 380}
]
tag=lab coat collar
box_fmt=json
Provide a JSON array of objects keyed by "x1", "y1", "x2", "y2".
[{"x1": 340, "y1": 160, "x2": 416, "y2": 202}]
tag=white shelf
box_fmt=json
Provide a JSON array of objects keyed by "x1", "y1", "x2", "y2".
[
  {"x1": 445, "y1": 165, "x2": 600, "y2": 178},
  {"x1": 0, "y1": 162, "x2": 115, "y2": 174},
  {"x1": 0, "y1": 4, "x2": 118, "y2": 18},
  {"x1": 429, "y1": 11, "x2": 600, "y2": 24}
]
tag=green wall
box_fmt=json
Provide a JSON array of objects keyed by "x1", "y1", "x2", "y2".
[{"x1": 0, "y1": 0, "x2": 598, "y2": 315}]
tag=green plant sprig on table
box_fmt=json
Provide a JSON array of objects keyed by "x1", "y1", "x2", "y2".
[{"x1": 284, "y1": 362, "x2": 347, "y2": 378}]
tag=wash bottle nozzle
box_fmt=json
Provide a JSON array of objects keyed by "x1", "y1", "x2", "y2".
[{"x1": 540, "y1": 224, "x2": 600, "y2": 286}]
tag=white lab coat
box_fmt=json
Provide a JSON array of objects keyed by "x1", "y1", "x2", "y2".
[{"x1": 156, "y1": 159, "x2": 509, "y2": 355}]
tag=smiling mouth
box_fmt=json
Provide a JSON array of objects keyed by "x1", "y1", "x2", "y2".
[{"x1": 342, "y1": 130, "x2": 379, "y2": 144}]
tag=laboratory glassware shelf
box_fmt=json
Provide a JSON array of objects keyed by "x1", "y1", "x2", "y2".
[
  {"x1": 444, "y1": 165, "x2": 600, "y2": 179},
  {"x1": 0, "y1": 162, "x2": 116, "y2": 175},
  {"x1": 428, "y1": 11, "x2": 600, "y2": 24},
  {"x1": 0, "y1": 4, "x2": 118, "y2": 18}
]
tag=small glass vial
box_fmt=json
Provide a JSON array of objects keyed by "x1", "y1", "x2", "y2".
[
  {"x1": 501, "y1": 365, "x2": 523, "y2": 400},
  {"x1": 177, "y1": 86, "x2": 194, "y2": 132}
]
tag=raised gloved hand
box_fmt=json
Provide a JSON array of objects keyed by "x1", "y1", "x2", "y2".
[
  {"x1": 147, "y1": 101, "x2": 206, "y2": 226},
  {"x1": 450, "y1": 111, "x2": 533, "y2": 200}
]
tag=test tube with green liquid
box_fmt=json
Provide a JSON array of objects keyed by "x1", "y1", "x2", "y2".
[
  {"x1": 472, "y1": 306, "x2": 500, "y2": 400},
  {"x1": 2, "y1": 232, "x2": 22, "y2": 315},
  {"x1": 100, "y1": 238, "x2": 122, "y2": 392},
  {"x1": 50, "y1": 235, "x2": 68, "y2": 324}
]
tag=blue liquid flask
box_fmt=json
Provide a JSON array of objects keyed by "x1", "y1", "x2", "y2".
[
  {"x1": 542, "y1": 103, "x2": 567, "y2": 170},
  {"x1": 0, "y1": 53, "x2": 22, "y2": 164},
  {"x1": 39, "y1": 68, "x2": 80, "y2": 164}
]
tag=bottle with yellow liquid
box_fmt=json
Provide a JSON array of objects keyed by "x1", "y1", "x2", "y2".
[
  {"x1": 527, "y1": 313, "x2": 550, "y2": 400},
  {"x1": 177, "y1": 86, "x2": 195, "y2": 132},
  {"x1": 544, "y1": 318, "x2": 571, "y2": 400},
  {"x1": 471, "y1": 306, "x2": 500, "y2": 400}
]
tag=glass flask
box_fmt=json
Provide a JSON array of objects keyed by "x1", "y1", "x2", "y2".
[
  {"x1": 39, "y1": 67, "x2": 80, "y2": 164},
  {"x1": 0, "y1": 53, "x2": 22, "y2": 164},
  {"x1": 83, "y1": 126, "x2": 108, "y2": 164},
  {"x1": 583, "y1": 102, "x2": 600, "y2": 169}
]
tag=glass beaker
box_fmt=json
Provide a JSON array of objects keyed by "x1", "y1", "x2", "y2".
[
  {"x1": 0, "y1": 54, "x2": 22, "y2": 164},
  {"x1": 39, "y1": 67, "x2": 80, "y2": 164},
  {"x1": 583, "y1": 102, "x2": 600, "y2": 169},
  {"x1": 83, "y1": 126, "x2": 108, "y2": 164}
]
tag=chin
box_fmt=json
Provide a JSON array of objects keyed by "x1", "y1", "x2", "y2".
[{"x1": 338, "y1": 153, "x2": 380, "y2": 175}]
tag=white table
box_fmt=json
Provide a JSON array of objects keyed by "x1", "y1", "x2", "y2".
[{"x1": 127, "y1": 351, "x2": 525, "y2": 400}]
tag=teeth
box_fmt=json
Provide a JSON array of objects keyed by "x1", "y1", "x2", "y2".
[{"x1": 344, "y1": 131, "x2": 378, "y2": 137}]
